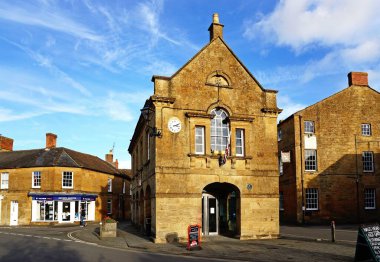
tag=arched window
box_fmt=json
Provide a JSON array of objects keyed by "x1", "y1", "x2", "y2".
[{"x1": 211, "y1": 108, "x2": 230, "y2": 153}]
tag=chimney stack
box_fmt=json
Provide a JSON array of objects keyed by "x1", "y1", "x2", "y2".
[
  {"x1": 208, "y1": 13, "x2": 224, "y2": 41},
  {"x1": 348, "y1": 72, "x2": 368, "y2": 86},
  {"x1": 105, "y1": 150, "x2": 113, "y2": 164},
  {"x1": 0, "y1": 135, "x2": 14, "y2": 151},
  {"x1": 46, "y1": 133, "x2": 57, "y2": 148}
]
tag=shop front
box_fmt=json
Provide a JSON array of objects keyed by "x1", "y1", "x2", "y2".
[{"x1": 29, "y1": 193, "x2": 97, "y2": 223}]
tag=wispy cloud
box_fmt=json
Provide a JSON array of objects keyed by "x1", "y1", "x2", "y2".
[
  {"x1": 0, "y1": 108, "x2": 46, "y2": 122},
  {"x1": 0, "y1": 2, "x2": 104, "y2": 42},
  {"x1": 101, "y1": 91, "x2": 150, "y2": 122},
  {"x1": 1, "y1": 37, "x2": 91, "y2": 96}
]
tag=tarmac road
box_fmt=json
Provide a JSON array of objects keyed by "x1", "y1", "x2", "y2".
[{"x1": 0, "y1": 229, "x2": 229, "y2": 262}]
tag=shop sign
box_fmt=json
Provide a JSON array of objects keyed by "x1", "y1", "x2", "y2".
[{"x1": 31, "y1": 194, "x2": 97, "y2": 201}]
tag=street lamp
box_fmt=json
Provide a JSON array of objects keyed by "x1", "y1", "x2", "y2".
[{"x1": 140, "y1": 105, "x2": 162, "y2": 137}]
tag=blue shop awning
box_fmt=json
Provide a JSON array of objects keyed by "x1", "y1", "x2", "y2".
[{"x1": 28, "y1": 192, "x2": 98, "y2": 201}]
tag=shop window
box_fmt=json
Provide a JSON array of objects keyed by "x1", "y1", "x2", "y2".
[
  {"x1": 362, "y1": 151, "x2": 374, "y2": 172},
  {"x1": 108, "y1": 178, "x2": 112, "y2": 192},
  {"x1": 195, "y1": 126, "x2": 205, "y2": 154},
  {"x1": 62, "y1": 171, "x2": 73, "y2": 188},
  {"x1": 361, "y1": 124, "x2": 371, "y2": 136},
  {"x1": 235, "y1": 129, "x2": 245, "y2": 157},
  {"x1": 35, "y1": 200, "x2": 57, "y2": 221},
  {"x1": 305, "y1": 188, "x2": 318, "y2": 210},
  {"x1": 305, "y1": 150, "x2": 317, "y2": 171},
  {"x1": 1, "y1": 172, "x2": 9, "y2": 189},
  {"x1": 32, "y1": 171, "x2": 41, "y2": 188},
  {"x1": 365, "y1": 188, "x2": 376, "y2": 210},
  {"x1": 304, "y1": 121, "x2": 314, "y2": 134},
  {"x1": 107, "y1": 199, "x2": 112, "y2": 214}
]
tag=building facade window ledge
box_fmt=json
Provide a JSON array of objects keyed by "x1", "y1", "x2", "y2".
[{"x1": 188, "y1": 153, "x2": 253, "y2": 161}]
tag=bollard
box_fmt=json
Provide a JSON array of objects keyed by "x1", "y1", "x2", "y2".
[{"x1": 331, "y1": 220, "x2": 336, "y2": 242}]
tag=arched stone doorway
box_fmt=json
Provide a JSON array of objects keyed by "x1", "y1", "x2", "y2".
[{"x1": 202, "y1": 182, "x2": 240, "y2": 237}]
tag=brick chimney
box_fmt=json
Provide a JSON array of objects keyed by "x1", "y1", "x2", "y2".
[
  {"x1": 0, "y1": 135, "x2": 14, "y2": 151},
  {"x1": 105, "y1": 150, "x2": 113, "y2": 164},
  {"x1": 115, "y1": 159, "x2": 119, "y2": 169},
  {"x1": 348, "y1": 72, "x2": 368, "y2": 86},
  {"x1": 208, "y1": 13, "x2": 224, "y2": 41},
  {"x1": 46, "y1": 133, "x2": 57, "y2": 148}
]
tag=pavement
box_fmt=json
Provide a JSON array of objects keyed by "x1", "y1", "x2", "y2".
[{"x1": 69, "y1": 222, "x2": 359, "y2": 261}]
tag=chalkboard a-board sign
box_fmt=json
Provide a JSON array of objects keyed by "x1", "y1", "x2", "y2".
[
  {"x1": 355, "y1": 223, "x2": 380, "y2": 262},
  {"x1": 187, "y1": 224, "x2": 201, "y2": 250}
]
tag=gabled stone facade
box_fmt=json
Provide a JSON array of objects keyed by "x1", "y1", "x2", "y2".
[
  {"x1": 129, "y1": 14, "x2": 281, "y2": 243},
  {"x1": 278, "y1": 72, "x2": 380, "y2": 224}
]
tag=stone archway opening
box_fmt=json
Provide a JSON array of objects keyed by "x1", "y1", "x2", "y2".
[{"x1": 202, "y1": 182, "x2": 240, "y2": 238}]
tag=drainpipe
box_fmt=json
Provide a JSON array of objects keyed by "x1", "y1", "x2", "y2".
[
  {"x1": 299, "y1": 115, "x2": 305, "y2": 224},
  {"x1": 354, "y1": 134, "x2": 360, "y2": 223}
]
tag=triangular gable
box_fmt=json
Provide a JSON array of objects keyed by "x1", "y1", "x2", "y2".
[
  {"x1": 157, "y1": 37, "x2": 277, "y2": 94},
  {"x1": 295, "y1": 84, "x2": 380, "y2": 116}
]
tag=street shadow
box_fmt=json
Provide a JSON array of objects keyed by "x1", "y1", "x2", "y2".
[{"x1": 0, "y1": 237, "x2": 82, "y2": 262}]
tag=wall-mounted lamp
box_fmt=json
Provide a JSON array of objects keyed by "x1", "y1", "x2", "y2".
[{"x1": 140, "y1": 105, "x2": 162, "y2": 137}]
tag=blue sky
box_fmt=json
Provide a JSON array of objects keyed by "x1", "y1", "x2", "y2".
[{"x1": 1, "y1": 0, "x2": 379, "y2": 168}]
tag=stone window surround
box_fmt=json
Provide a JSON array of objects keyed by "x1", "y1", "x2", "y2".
[
  {"x1": 235, "y1": 128, "x2": 245, "y2": 157},
  {"x1": 361, "y1": 123, "x2": 372, "y2": 136},
  {"x1": 62, "y1": 171, "x2": 73, "y2": 189},
  {"x1": 362, "y1": 151, "x2": 374, "y2": 172},
  {"x1": 195, "y1": 126, "x2": 205, "y2": 155},
  {"x1": 364, "y1": 188, "x2": 376, "y2": 210},
  {"x1": 304, "y1": 120, "x2": 315, "y2": 134},
  {"x1": 305, "y1": 149, "x2": 317, "y2": 172},
  {"x1": 305, "y1": 188, "x2": 319, "y2": 210},
  {"x1": 32, "y1": 171, "x2": 41, "y2": 188},
  {"x1": 1, "y1": 172, "x2": 9, "y2": 189}
]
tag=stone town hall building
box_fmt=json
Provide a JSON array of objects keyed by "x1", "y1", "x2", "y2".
[{"x1": 128, "y1": 14, "x2": 281, "y2": 242}]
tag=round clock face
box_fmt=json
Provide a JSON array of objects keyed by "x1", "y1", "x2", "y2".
[{"x1": 168, "y1": 117, "x2": 181, "y2": 133}]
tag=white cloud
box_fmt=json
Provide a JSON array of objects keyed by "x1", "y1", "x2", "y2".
[
  {"x1": 277, "y1": 95, "x2": 307, "y2": 121},
  {"x1": 245, "y1": 0, "x2": 380, "y2": 51},
  {"x1": 245, "y1": 0, "x2": 380, "y2": 82}
]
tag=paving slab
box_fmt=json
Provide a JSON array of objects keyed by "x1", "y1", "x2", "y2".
[{"x1": 71, "y1": 222, "x2": 356, "y2": 261}]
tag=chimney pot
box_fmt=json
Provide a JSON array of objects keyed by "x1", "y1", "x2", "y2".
[
  {"x1": 46, "y1": 133, "x2": 57, "y2": 148},
  {"x1": 348, "y1": 72, "x2": 368, "y2": 86},
  {"x1": 212, "y1": 13, "x2": 219, "y2": 23}
]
